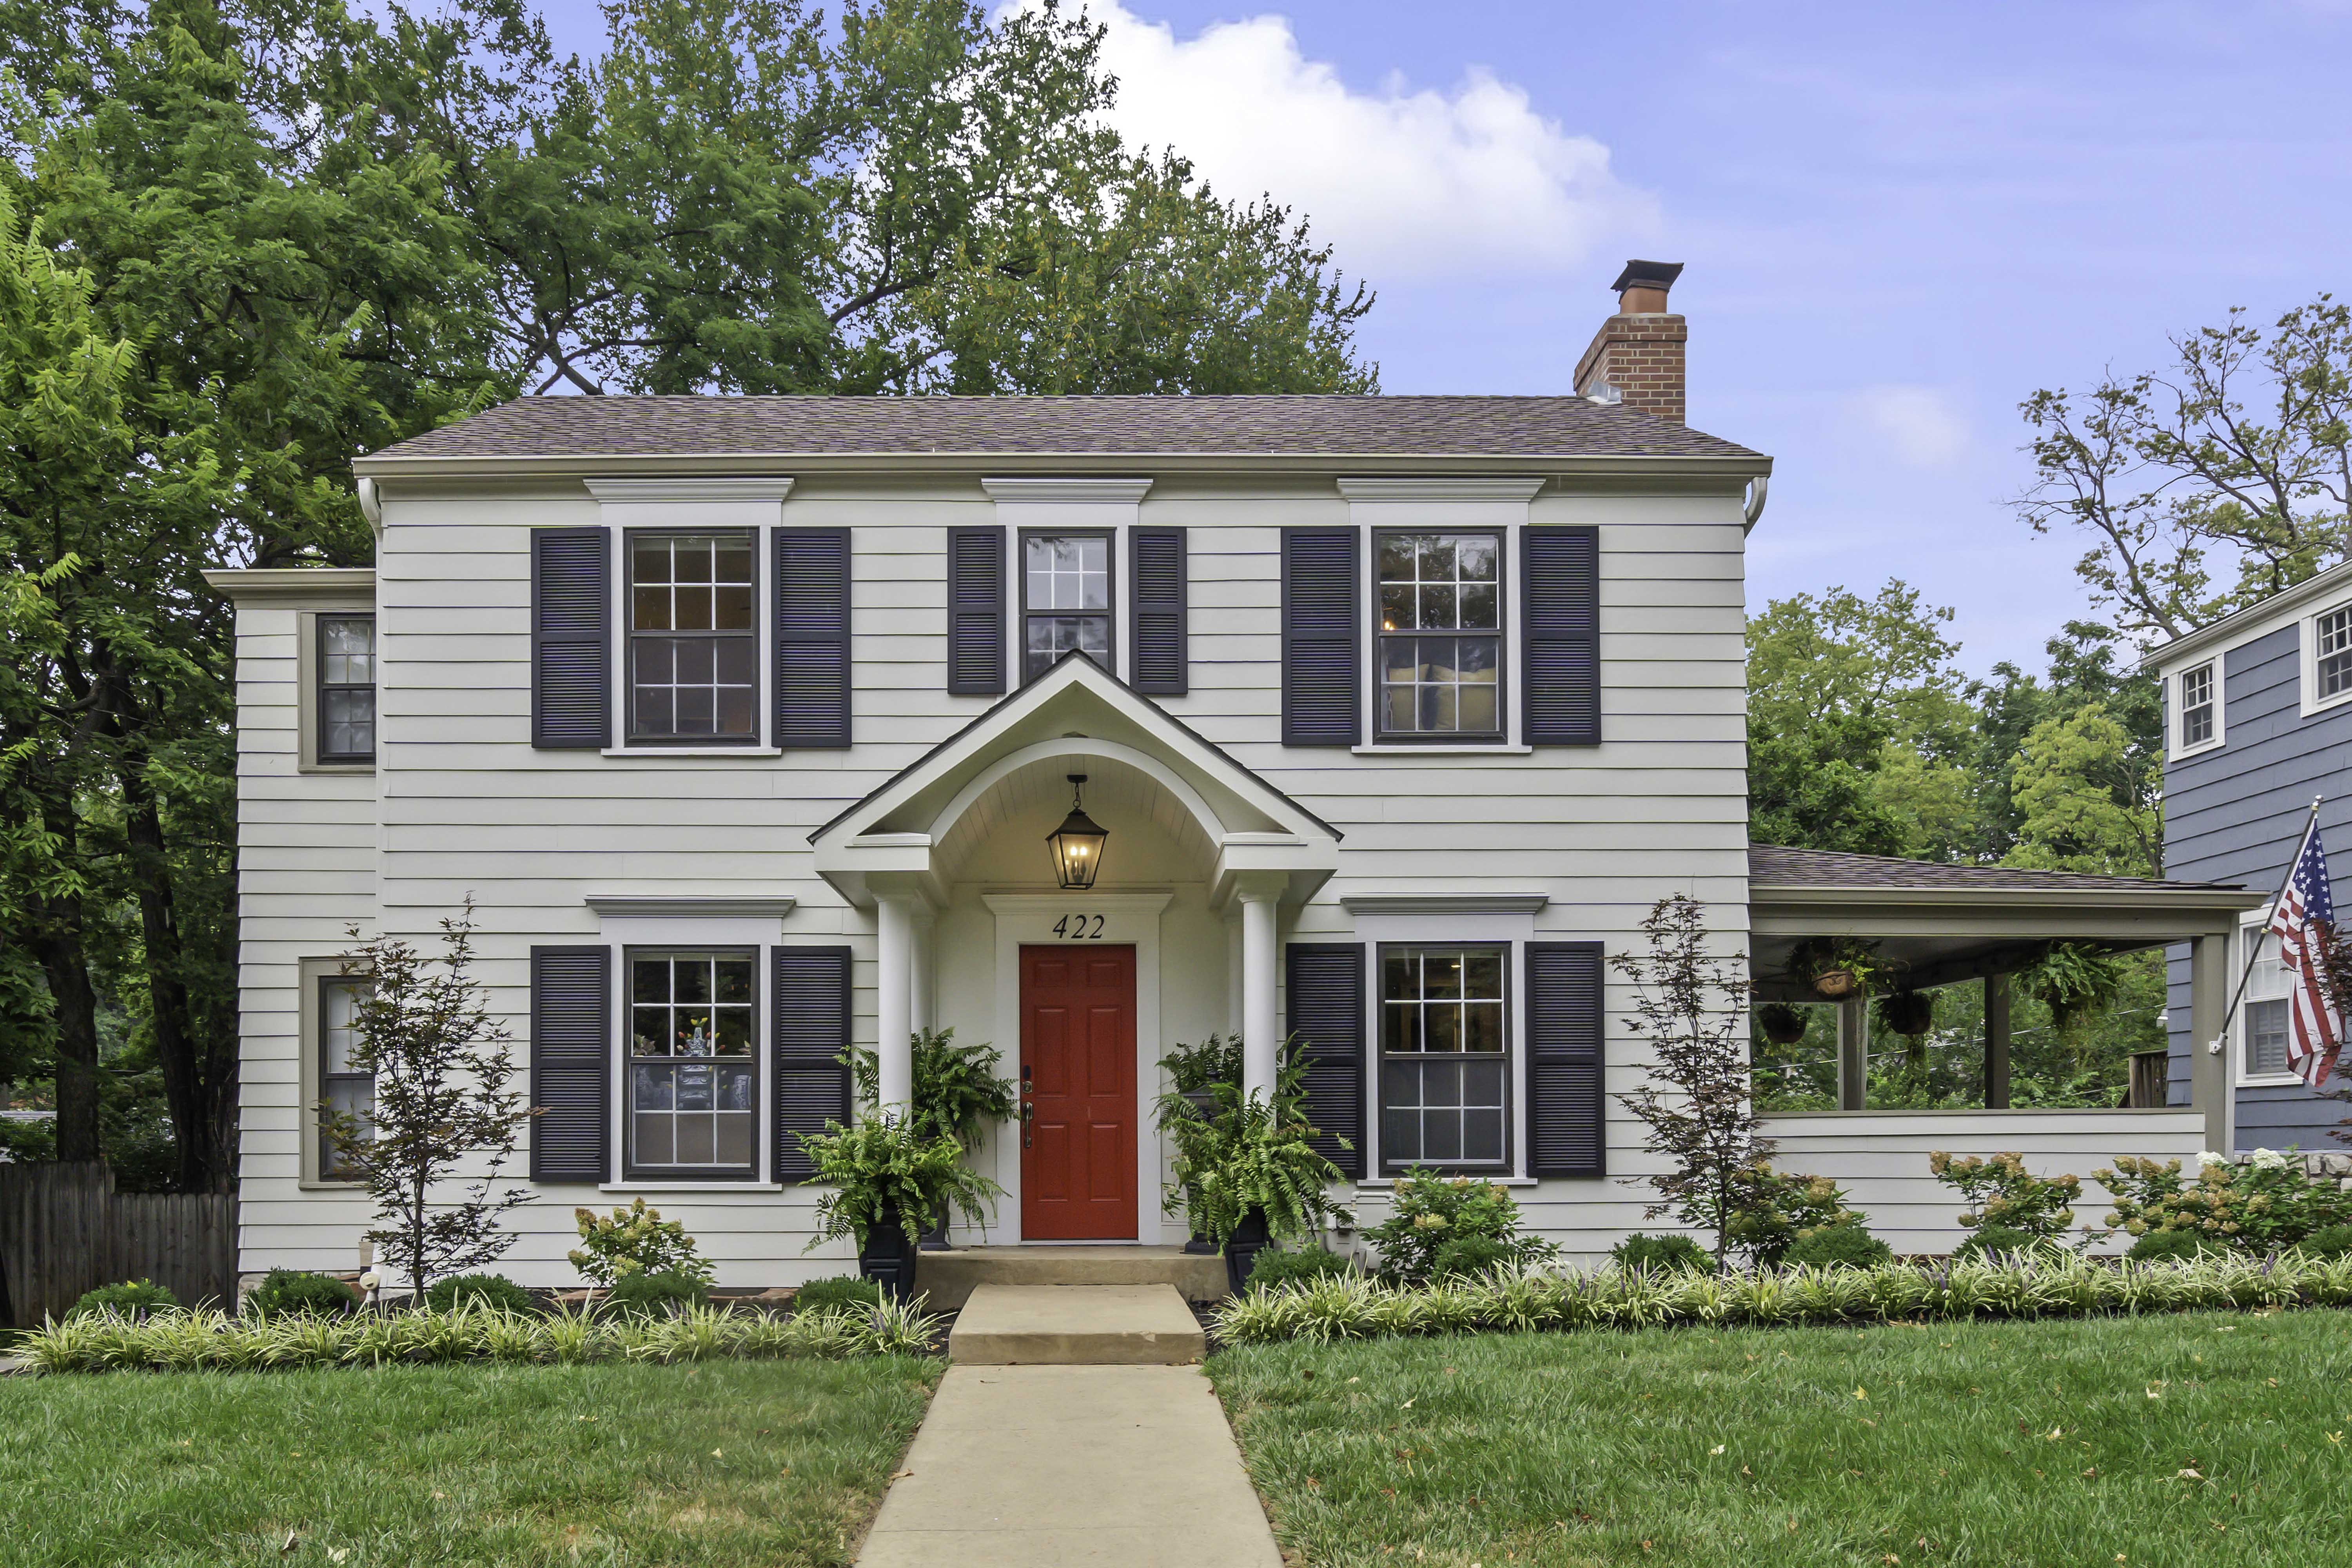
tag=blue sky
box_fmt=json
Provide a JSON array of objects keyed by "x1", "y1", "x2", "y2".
[{"x1": 537, "y1": 0, "x2": 2352, "y2": 675}]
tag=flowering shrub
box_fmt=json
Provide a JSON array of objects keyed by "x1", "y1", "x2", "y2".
[
  {"x1": 1361, "y1": 1169, "x2": 1557, "y2": 1285},
  {"x1": 1724, "y1": 1167, "x2": 1866, "y2": 1267},
  {"x1": 2098, "y1": 1150, "x2": 2352, "y2": 1253},
  {"x1": 569, "y1": 1198, "x2": 715, "y2": 1287},
  {"x1": 1930, "y1": 1151, "x2": 2081, "y2": 1242}
]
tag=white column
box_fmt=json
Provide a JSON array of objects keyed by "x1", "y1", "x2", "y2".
[
  {"x1": 877, "y1": 895, "x2": 915, "y2": 1114},
  {"x1": 910, "y1": 912, "x2": 936, "y2": 1036},
  {"x1": 1241, "y1": 889, "x2": 1280, "y2": 1099}
]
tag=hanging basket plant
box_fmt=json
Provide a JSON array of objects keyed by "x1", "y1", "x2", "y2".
[
  {"x1": 2027, "y1": 944, "x2": 2124, "y2": 1041},
  {"x1": 1756, "y1": 1002, "x2": 1811, "y2": 1047},
  {"x1": 1786, "y1": 936, "x2": 1883, "y2": 1002},
  {"x1": 1880, "y1": 989, "x2": 1935, "y2": 1039}
]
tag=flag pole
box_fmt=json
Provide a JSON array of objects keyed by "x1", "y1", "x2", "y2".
[{"x1": 2209, "y1": 795, "x2": 2323, "y2": 1058}]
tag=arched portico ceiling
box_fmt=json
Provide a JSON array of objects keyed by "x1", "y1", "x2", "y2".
[{"x1": 810, "y1": 654, "x2": 1339, "y2": 908}]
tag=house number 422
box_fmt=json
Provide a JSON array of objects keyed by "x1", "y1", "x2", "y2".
[{"x1": 1052, "y1": 913, "x2": 1107, "y2": 939}]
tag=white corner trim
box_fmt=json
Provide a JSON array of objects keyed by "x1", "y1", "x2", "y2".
[
  {"x1": 1336, "y1": 477, "x2": 1546, "y2": 501},
  {"x1": 586, "y1": 895, "x2": 798, "y2": 918},
  {"x1": 980, "y1": 477, "x2": 1154, "y2": 504},
  {"x1": 1340, "y1": 894, "x2": 1551, "y2": 916},
  {"x1": 584, "y1": 477, "x2": 796, "y2": 502}
]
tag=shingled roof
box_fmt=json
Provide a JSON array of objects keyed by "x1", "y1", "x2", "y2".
[
  {"x1": 1748, "y1": 842, "x2": 2240, "y2": 895},
  {"x1": 356, "y1": 394, "x2": 1767, "y2": 469}
]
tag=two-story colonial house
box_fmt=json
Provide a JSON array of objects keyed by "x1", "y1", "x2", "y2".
[{"x1": 212, "y1": 263, "x2": 2254, "y2": 1287}]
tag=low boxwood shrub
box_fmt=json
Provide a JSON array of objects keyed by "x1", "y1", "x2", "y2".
[
  {"x1": 1363, "y1": 1169, "x2": 1557, "y2": 1285},
  {"x1": 602, "y1": 1268, "x2": 708, "y2": 1319},
  {"x1": 1780, "y1": 1222, "x2": 1893, "y2": 1270},
  {"x1": 793, "y1": 1275, "x2": 883, "y2": 1313},
  {"x1": 2128, "y1": 1228, "x2": 2226, "y2": 1264},
  {"x1": 1248, "y1": 1247, "x2": 1356, "y2": 1290},
  {"x1": 1952, "y1": 1223, "x2": 2065, "y2": 1261},
  {"x1": 1612, "y1": 1233, "x2": 1711, "y2": 1274},
  {"x1": 422, "y1": 1273, "x2": 535, "y2": 1315},
  {"x1": 244, "y1": 1269, "x2": 359, "y2": 1319},
  {"x1": 1431, "y1": 1236, "x2": 1514, "y2": 1279},
  {"x1": 68, "y1": 1280, "x2": 178, "y2": 1319},
  {"x1": 2295, "y1": 1223, "x2": 2352, "y2": 1260}
]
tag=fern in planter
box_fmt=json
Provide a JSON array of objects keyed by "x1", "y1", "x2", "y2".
[
  {"x1": 1158, "y1": 1033, "x2": 1243, "y2": 1098},
  {"x1": 1159, "y1": 1045, "x2": 1352, "y2": 1249},
  {"x1": 797, "y1": 1112, "x2": 1005, "y2": 1252},
  {"x1": 844, "y1": 1028, "x2": 1018, "y2": 1147}
]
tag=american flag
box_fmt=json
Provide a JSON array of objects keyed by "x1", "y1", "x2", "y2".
[{"x1": 2267, "y1": 815, "x2": 2343, "y2": 1088}]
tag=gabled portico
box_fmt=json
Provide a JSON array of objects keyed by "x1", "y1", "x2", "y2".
[{"x1": 811, "y1": 655, "x2": 1339, "y2": 1241}]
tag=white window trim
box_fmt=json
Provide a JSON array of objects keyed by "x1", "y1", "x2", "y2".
[
  {"x1": 587, "y1": 479, "x2": 792, "y2": 752},
  {"x1": 1340, "y1": 478, "x2": 1541, "y2": 750},
  {"x1": 294, "y1": 608, "x2": 377, "y2": 775},
  {"x1": 2299, "y1": 596, "x2": 2352, "y2": 719},
  {"x1": 982, "y1": 478, "x2": 1152, "y2": 689},
  {"x1": 297, "y1": 955, "x2": 370, "y2": 1190},
  {"x1": 2234, "y1": 910, "x2": 2305, "y2": 1088},
  {"x1": 1342, "y1": 904, "x2": 1546, "y2": 1181},
  {"x1": 2169, "y1": 657, "x2": 2224, "y2": 760}
]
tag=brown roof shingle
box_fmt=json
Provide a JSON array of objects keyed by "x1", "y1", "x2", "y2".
[
  {"x1": 358, "y1": 394, "x2": 1766, "y2": 467},
  {"x1": 1748, "y1": 842, "x2": 2241, "y2": 894}
]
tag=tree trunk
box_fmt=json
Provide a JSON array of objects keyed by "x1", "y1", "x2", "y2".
[
  {"x1": 32, "y1": 909, "x2": 101, "y2": 1162},
  {"x1": 121, "y1": 782, "x2": 231, "y2": 1192}
]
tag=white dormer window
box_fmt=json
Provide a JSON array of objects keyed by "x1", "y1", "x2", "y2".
[
  {"x1": 2319, "y1": 607, "x2": 2352, "y2": 701},
  {"x1": 2179, "y1": 663, "x2": 2214, "y2": 747}
]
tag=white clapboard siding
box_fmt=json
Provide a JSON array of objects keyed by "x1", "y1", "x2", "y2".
[{"x1": 232, "y1": 472, "x2": 1766, "y2": 1276}]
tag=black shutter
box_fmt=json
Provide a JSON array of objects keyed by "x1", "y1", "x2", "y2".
[
  {"x1": 530, "y1": 945, "x2": 610, "y2": 1182},
  {"x1": 1130, "y1": 526, "x2": 1189, "y2": 695},
  {"x1": 1281, "y1": 526, "x2": 1359, "y2": 746},
  {"x1": 773, "y1": 946, "x2": 853, "y2": 1181},
  {"x1": 774, "y1": 527, "x2": 852, "y2": 748},
  {"x1": 1285, "y1": 942, "x2": 1365, "y2": 1180},
  {"x1": 532, "y1": 527, "x2": 610, "y2": 749},
  {"x1": 1526, "y1": 942, "x2": 1605, "y2": 1178},
  {"x1": 946, "y1": 526, "x2": 1006, "y2": 695},
  {"x1": 1523, "y1": 525, "x2": 1600, "y2": 746}
]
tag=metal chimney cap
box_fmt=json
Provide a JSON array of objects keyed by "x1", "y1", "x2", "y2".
[{"x1": 1609, "y1": 260, "x2": 1684, "y2": 293}]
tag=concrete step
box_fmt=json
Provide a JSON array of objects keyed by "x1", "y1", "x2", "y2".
[
  {"x1": 914, "y1": 1245, "x2": 1227, "y2": 1312},
  {"x1": 947, "y1": 1283, "x2": 1207, "y2": 1366}
]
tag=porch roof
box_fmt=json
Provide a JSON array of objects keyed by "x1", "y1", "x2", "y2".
[{"x1": 1748, "y1": 842, "x2": 2265, "y2": 998}]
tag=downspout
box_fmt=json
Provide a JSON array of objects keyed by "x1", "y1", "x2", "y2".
[{"x1": 1742, "y1": 475, "x2": 1769, "y2": 534}]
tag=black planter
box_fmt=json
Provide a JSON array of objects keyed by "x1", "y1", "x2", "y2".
[
  {"x1": 1223, "y1": 1207, "x2": 1272, "y2": 1296},
  {"x1": 858, "y1": 1207, "x2": 922, "y2": 1303},
  {"x1": 918, "y1": 1208, "x2": 953, "y2": 1252}
]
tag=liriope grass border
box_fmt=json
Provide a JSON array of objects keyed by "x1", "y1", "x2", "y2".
[
  {"x1": 1210, "y1": 1251, "x2": 2352, "y2": 1344},
  {"x1": 15, "y1": 1298, "x2": 943, "y2": 1375}
]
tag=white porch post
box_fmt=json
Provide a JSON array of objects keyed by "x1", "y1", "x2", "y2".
[
  {"x1": 1240, "y1": 883, "x2": 1281, "y2": 1099},
  {"x1": 877, "y1": 894, "x2": 916, "y2": 1114},
  {"x1": 910, "y1": 910, "x2": 936, "y2": 1036}
]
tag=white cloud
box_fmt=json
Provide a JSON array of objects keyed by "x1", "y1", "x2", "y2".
[
  {"x1": 1057, "y1": 3, "x2": 1653, "y2": 282},
  {"x1": 1846, "y1": 384, "x2": 1971, "y2": 468}
]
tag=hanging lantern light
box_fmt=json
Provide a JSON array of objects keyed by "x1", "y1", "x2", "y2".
[{"x1": 1046, "y1": 773, "x2": 1110, "y2": 890}]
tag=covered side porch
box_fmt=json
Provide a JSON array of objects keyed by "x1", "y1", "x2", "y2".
[{"x1": 1748, "y1": 845, "x2": 2265, "y2": 1254}]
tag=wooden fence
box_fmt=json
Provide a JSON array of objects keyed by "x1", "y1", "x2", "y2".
[{"x1": 0, "y1": 1162, "x2": 236, "y2": 1327}]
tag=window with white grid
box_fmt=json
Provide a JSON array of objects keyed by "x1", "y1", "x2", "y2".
[
  {"x1": 1376, "y1": 532, "x2": 1503, "y2": 740},
  {"x1": 2178, "y1": 662, "x2": 2214, "y2": 748},
  {"x1": 627, "y1": 951, "x2": 759, "y2": 1177},
  {"x1": 1379, "y1": 944, "x2": 1510, "y2": 1170},
  {"x1": 2242, "y1": 927, "x2": 2292, "y2": 1078},
  {"x1": 1022, "y1": 533, "x2": 1112, "y2": 682},
  {"x1": 2319, "y1": 607, "x2": 2352, "y2": 701},
  {"x1": 628, "y1": 533, "x2": 756, "y2": 741}
]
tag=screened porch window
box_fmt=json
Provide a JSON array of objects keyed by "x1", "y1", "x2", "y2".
[
  {"x1": 1380, "y1": 944, "x2": 1510, "y2": 1170},
  {"x1": 1376, "y1": 532, "x2": 1503, "y2": 740},
  {"x1": 628, "y1": 951, "x2": 758, "y2": 1177},
  {"x1": 628, "y1": 532, "x2": 756, "y2": 741},
  {"x1": 1022, "y1": 533, "x2": 1112, "y2": 682}
]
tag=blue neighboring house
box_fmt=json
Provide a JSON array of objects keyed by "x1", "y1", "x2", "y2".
[{"x1": 2151, "y1": 560, "x2": 2352, "y2": 1153}]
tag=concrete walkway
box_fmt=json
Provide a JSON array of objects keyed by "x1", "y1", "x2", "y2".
[{"x1": 855, "y1": 1363, "x2": 1283, "y2": 1567}]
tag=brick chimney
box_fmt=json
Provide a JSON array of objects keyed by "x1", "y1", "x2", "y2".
[{"x1": 1573, "y1": 260, "x2": 1686, "y2": 423}]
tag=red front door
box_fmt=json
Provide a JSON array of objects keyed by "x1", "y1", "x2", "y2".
[{"x1": 1020, "y1": 945, "x2": 1138, "y2": 1240}]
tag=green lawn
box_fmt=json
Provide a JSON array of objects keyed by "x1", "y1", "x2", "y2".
[
  {"x1": 0, "y1": 1356, "x2": 939, "y2": 1566},
  {"x1": 1210, "y1": 1311, "x2": 2352, "y2": 1567}
]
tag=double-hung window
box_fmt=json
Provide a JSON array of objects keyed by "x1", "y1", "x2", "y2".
[
  {"x1": 2241, "y1": 928, "x2": 2293, "y2": 1080},
  {"x1": 2178, "y1": 662, "x2": 2216, "y2": 748},
  {"x1": 318, "y1": 976, "x2": 374, "y2": 1180},
  {"x1": 627, "y1": 951, "x2": 758, "y2": 1178},
  {"x1": 628, "y1": 533, "x2": 756, "y2": 742},
  {"x1": 1379, "y1": 944, "x2": 1510, "y2": 1170},
  {"x1": 2319, "y1": 607, "x2": 2352, "y2": 703},
  {"x1": 1376, "y1": 532, "x2": 1503, "y2": 740},
  {"x1": 1022, "y1": 532, "x2": 1112, "y2": 683},
  {"x1": 317, "y1": 615, "x2": 376, "y2": 764}
]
